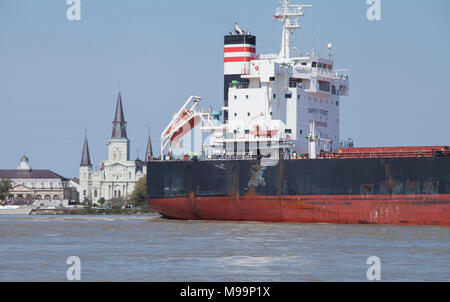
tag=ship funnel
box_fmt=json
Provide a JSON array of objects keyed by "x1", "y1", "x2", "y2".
[{"x1": 223, "y1": 26, "x2": 256, "y2": 124}]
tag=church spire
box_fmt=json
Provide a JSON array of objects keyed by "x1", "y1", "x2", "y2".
[
  {"x1": 80, "y1": 131, "x2": 92, "y2": 167},
  {"x1": 111, "y1": 92, "x2": 128, "y2": 139},
  {"x1": 146, "y1": 128, "x2": 153, "y2": 161}
]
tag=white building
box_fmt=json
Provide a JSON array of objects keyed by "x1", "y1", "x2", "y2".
[
  {"x1": 0, "y1": 155, "x2": 75, "y2": 202},
  {"x1": 78, "y1": 92, "x2": 153, "y2": 204}
]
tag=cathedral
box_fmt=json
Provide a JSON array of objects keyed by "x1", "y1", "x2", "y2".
[{"x1": 78, "y1": 92, "x2": 153, "y2": 204}]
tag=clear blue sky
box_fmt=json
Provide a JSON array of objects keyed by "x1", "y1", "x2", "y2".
[{"x1": 1, "y1": 0, "x2": 449, "y2": 178}]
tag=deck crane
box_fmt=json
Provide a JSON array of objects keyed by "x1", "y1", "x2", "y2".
[{"x1": 308, "y1": 120, "x2": 332, "y2": 159}]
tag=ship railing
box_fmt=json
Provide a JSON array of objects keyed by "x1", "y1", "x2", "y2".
[
  {"x1": 229, "y1": 82, "x2": 249, "y2": 89},
  {"x1": 276, "y1": 7, "x2": 303, "y2": 18},
  {"x1": 310, "y1": 67, "x2": 350, "y2": 79},
  {"x1": 333, "y1": 149, "x2": 450, "y2": 159},
  {"x1": 228, "y1": 82, "x2": 262, "y2": 89},
  {"x1": 334, "y1": 69, "x2": 350, "y2": 79},
  {"x1": 286, "y1": 19, "x2": 300, "y2": 28}
]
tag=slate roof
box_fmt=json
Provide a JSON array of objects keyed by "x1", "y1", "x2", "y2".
[{"x1": 0, "y1": 169, "x2": 68, "y2": 180}]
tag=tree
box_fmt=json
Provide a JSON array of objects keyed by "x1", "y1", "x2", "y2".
[
  {"x1": 98, "y1": 198, "x2": 106, "y2": 207},
  {"x1": 130, "y1": 176, "x2": 147, "y2": 207},
  {"x1": 0, "y1": 179, "x2": 13, "y2": 200}
]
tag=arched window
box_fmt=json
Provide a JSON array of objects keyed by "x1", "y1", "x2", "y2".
[
  {"x1": 53, "y1": 195, "x2": 59, "y2": 200},
  {"x1": 35, "y1": 195, "x2": 42, "y2": 200},
  {"x1": 45, "y1": 195, "x2": 51, "y2": 200},
  {"x1": 94, "y1": 190, "x2": 98, "y2": 198}
]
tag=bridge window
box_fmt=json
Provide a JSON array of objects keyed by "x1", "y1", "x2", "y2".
[
  {"x1": 319, "y1": 80, "x2": 331, "y2": 92},
  {"x1": 312, "y1": 62, "x2": 317, "y2": 68}
]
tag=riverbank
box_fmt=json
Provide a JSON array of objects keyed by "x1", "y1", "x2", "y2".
[{"x1": 30, "y1": 207, "x2": 154, "y2": 215}]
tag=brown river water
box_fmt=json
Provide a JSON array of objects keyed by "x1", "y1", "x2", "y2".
[{"x1": 0, "y1": 215, "x2": 448, "y2": 281}]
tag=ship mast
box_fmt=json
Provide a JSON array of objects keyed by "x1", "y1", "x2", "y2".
[{"x1": 275, "y1": 0, "x2": 311, "y2": 60}]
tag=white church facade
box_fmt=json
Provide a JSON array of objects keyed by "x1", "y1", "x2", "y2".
[{"x1": 78, "y1": 92, "x2": 153, "y2": 204}]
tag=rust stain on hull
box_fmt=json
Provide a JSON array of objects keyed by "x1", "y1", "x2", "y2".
[{"x1": 149, "y1": 194, "x2": 450, "y2": 226}]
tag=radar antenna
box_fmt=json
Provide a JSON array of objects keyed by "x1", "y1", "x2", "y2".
[{"x1": 274, "y1": 0, "x2": 312, "y2": 60}]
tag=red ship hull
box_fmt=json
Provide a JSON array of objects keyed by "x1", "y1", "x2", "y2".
[{"x1": 149, "y1": 194, "x2": 450, "y2": 226}]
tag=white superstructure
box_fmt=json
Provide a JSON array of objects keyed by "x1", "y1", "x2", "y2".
[{"x1": 161, "y1": 1, "x2": 350, "y2": 160}]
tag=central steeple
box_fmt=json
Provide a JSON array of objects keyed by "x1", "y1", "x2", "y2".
[
  {"x1": 108, "y1": 92, "x2": 130, "y2": 162},
  {"x1": 111, "y1": 92, "x2": 128, "y2": 139},
  {"x1": 80, "y1": 133, "x2": 92, "y2": 167}
]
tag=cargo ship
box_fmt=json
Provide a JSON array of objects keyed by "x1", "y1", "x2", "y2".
[{"x1": 147, "y1": 1, "x2": 450, "y2": 226}]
